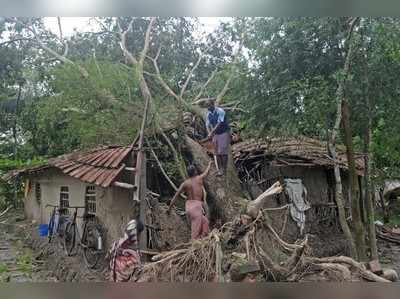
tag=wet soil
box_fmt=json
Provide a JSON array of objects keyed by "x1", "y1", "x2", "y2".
[
  {"x1": 0, "y1": 216, "x2": 56, "y2": 282},
  {"x1": 378, "y1": 238, "x2": 400, "y2": 275},
  {"x1": 0, "y1": 209, "x2": 105, "y2": 282}
]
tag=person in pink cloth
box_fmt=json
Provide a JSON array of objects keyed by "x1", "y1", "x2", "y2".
[{"x1": 168, "y1": 161, "x2": 212, "y2": 240}]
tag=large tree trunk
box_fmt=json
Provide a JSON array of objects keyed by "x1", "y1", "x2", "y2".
[
  {"x1": 328, "y1": 142, "x2": 357, "y2": 259},
  {"x1": 185, "y1": 136, "x2": 247, "y2": 223},
  {"x1": 342, "y1": 100, "x2": 367, "y2": 261},
  {"x1": 327, "y1": 17, "x2": 360, "y2": 260},
  {"x1": 364, "y1": 115, "x2": 378, "y2": 260}
]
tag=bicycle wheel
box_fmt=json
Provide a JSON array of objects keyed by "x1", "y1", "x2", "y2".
[
  {"x1": 82, "y1": 222, "x2": 105, "y2": 269},
  {"x1": 63, "y1": 222, "x2": 77, "y2": 256},
  {"x1": 48, "y1": 213, "x2": 55, "y2": 243}
]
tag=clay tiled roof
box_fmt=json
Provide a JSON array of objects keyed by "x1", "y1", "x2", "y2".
[
  {"x1": 49, "y1": 146, "x2": 134, "y2": 187},
  {"x1": 4, "y1": 145, "x2": 136, "y2": 188},
  {"x1": 232, "y1": 136, "x2": 365, "y2": 175},
  {"x1": 2, "y1": 164, "x2": 51, "y2": 182}
]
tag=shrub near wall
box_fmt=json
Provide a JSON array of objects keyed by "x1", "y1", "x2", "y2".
[{"x1": 0, "y1": 156, "x2": 46, "y2": 209}]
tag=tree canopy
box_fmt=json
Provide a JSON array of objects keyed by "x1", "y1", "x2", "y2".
[{"x1": 1, "y1": 17, "x2": 399, "y2": 182}]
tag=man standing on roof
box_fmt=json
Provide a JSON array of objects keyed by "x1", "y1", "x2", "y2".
[
  {"x1": 206, "y1": 98, "x2": 231, "y2": 176},
  {"x1": 168, "y1": 162, "x2": 212, "y2": 240}
]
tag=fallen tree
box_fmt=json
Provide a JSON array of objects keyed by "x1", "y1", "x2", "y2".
[
  {"x1": 133, "y1": 205, "x2": 392, "y2": 282},
  {"x1": 133, "y1": 181, "x2": 395, "y2": 282},
  {"x1": 90, "y1": 18, "x2": 395, "y2": 282}
]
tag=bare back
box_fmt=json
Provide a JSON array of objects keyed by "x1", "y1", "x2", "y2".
[{"x1": 183, "y1": 176, "x2": 204, "y2": 202}]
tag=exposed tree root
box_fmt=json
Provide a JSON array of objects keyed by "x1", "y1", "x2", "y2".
[
  {"x1": 0, "y1": 206, "x2": 12, "y2": 218},
  {"x1": 133, "y1": 207, "x2": 394, "y2": 282}
]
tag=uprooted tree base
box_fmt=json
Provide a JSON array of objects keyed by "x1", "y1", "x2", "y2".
[{"x1": 134, "y1": 206, "x2": 392, "y2": 282}]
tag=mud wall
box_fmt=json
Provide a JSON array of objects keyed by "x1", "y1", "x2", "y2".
[
  {"x1": 24, "y1": 169, "x2": 137, "y2": 248},
  {"x1": 95, "y1": 186, "x2": 137, "y2": 247},
  {"x1": 254, "y1": 165, "x2": 355, "y2": 256}
]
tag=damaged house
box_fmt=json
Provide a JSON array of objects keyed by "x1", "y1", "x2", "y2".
[
  {"x1": 4, "y1": 144, "x2": 145, "y2": 248},
  {"x1": 5, "y1": 134, "x2": 366, "y2": 258},
  {"x1": 232, "y1": 136, "x2": 365, "y2": 256}
]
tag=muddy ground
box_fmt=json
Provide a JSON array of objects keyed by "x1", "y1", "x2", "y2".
[
  {"x1": 1, "y1": 208, "x2": 400, "y2": 282},
  {"x1": 0, "y1": 213, "x2": 56, "y2": 282},
  {"x1": 0, "y1": 209, "x2": 104, "y2": 282},
  {"x1": 378, "y1": 239, "x2": 400, "y2": 276}
]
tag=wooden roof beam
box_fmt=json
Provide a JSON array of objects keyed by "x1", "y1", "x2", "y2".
[{"x1": 113, "y1": 181, "x2": 137, "y2": 190}]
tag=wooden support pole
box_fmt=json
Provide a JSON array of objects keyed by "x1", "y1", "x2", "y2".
[
  {"x1": 113, "y1": 181, "x2": 136, "y2": 190},
  {"x1": 134, "y1": 152, "x2": 147, "y2": 251}
]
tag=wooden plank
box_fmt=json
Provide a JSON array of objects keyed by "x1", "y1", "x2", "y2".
[
  {"x1": 138, "y1": 153, "x2": 147, "y2": 252},
  {"x1": 113, "y1": 181, "x2": 136, "y2": 189}
]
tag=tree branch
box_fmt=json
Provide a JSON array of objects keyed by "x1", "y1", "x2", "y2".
[
  {"x1": 139, "y1": 17, "x2": 156, "y2": 67},
  {"x1": 192, "y1": 69, "x2": 218, "y2": 103},
  {"x1": 147, "y1": 49, "x2": 180, "y2": 101},
  {"x1": 0, "y1": 37, "x2": 31, "y2": 46},
  {"x1": 215, "y1": 36, "x2": 244, "y2": 105},
  {"x1": 57, "y1": 17, "x2": 63, "y2": 40},
  {"x1": 118, "y1": 19, "x2": 138, "y2": 65},
  {"x1": 10, "y1": 17, "x2": 87, "y2": 78},
  {"x1": 180, "y1": 52, "x2": 204, "y2": 98}
]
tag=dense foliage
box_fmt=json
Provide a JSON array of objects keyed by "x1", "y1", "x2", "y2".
[{"x1": 0, "y1": 17, "x2": 399, "y2": 188}]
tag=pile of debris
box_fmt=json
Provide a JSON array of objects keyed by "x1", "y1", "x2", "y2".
[
  {"x1": 134, "y1": 210, "x2": 394, "y2": 282},
  {"x1": 376, "y1": 224, "x2": 400, "y2": 245},
  {"x1": 132, "y1": 183, "x2": 396, "y2": 282}
]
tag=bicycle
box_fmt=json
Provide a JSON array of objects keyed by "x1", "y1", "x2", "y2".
[
  {"x1": 63, "y1": 206, "x2": 106, "y2": 269},
  {"x1": 45, "y1": 204, "x2": 69, "y2": 246}
]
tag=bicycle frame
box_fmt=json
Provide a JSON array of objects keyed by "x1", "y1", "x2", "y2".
[
  {"x1": 63, "y1": 205, "x2": 104, "y2": 269},
  {"x1": 66, "y1": 206, "x2": 102, "y2": 249},
  {"x1": 45, "y1": 204, "x2": 64, "y2": 241},
  {"x1": 68, "y1": 206, "x2": 86, "y2": 242}
]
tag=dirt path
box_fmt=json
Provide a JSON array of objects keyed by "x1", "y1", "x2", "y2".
[
  {"x1": 378, "y1": 239, "x2": 400, "y2": 276},
  {"x1": 0, "y1": 209, "x2": 106, "y2": 282},
  {"x1": 0, "y1": 223, "x2": 57, "y2": 282}
]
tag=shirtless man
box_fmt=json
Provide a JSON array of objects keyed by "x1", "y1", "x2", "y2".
[{"x1": 168, "y1": 161, "x2": 212, "y2": 240}]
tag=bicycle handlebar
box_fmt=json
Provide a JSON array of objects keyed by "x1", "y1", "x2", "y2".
[
  {"x1": 67, "y1": 206, "x2": 86, "y2": 209},
  {"x1": 45, "y1": 204, "x2": 60, "y2": 208},
  {"x1": 45, "y1": 204, "x2": 86, "y2": 209}
]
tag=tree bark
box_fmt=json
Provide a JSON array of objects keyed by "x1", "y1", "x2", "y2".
[
  {"x1": 342, "y1": 100, "x2": 367, "y2": 261},
  {"x1": 185, "y1": 136, "x2": 246, "y2": 223},
  {"x1": 363, "y1": 112, "x2": 378, "y2": 260},
  {"x1": 328, "y1": 142, "x2": 357, "y2": 259},
  {"x1": 327, "y1": 17, "x2": 360, "y2": 260}
]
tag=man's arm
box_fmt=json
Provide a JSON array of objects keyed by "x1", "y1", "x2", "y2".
[
  {"x1": 168, "y1": 182, "x2": 186, "y2": 212},
  {"x1": 208, "y1": 122, "x2": 222, "y2": 137},
  {"x1": 208, "y1": 108, "x2": 225, "y2": 138},
  {"x1": 205, "y1": 111, "x2": 213, "y2": 134},
  {"x1": 199, "y1": 161, "x2": 213, "y2": 179}
]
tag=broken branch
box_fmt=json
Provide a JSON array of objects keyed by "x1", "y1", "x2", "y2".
[{"x1": 246, "y1": 181, "x2": 283, "y2": 218}]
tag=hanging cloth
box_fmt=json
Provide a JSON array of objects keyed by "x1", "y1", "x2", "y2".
[{"x1": 284, "y1": 178, "x2": 311, "y2": 235}]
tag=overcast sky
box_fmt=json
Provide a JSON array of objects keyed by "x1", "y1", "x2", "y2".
[{"x1": 43, "y1": 17, "x2": 231, "y2": 37}]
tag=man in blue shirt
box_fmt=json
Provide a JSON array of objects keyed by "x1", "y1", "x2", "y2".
[{"x1": 206, "y1": 98, "x2": 231, "y2": 176}]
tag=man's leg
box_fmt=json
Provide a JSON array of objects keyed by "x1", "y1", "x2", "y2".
[
  {"x1": 216, "y1": 155, "x2": 223, "y2": 176},
  {"x1": 221, "y1": 154, "x2": 228, "y2": 174},
  {"x1": 201, "y1": 215, "x2": 209, "y2": 238},
  {"x1": 219, "y1": 132, "x2": 230, "y2": 175},
  {"x1": 187, "y1": 203, "x2": 203, "y2": 240}
]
